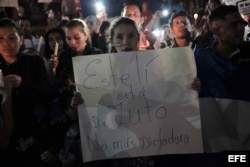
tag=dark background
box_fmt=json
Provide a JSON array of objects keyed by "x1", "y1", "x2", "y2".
[
  {"x1": 80, "y1": 0, "x2": 167, "y2": 17},
  {"x1": 80, "y1": 0, "x2": 209, "y2": 17},
  {"x1": 80, "y1": 0, "x2": 154, "y2": 17}
]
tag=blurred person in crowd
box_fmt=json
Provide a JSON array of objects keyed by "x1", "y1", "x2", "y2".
[
  {"x1": 0, "y1": 80, "x2": 12, "y2": 149},
  {"x1": 48, "y1": 18, "x2": 103, "y2": 167},
  {"x1": 75, "y1": 0, "x2": 83, "y2": 18},
  {"x1": 205, "y1": 0, "x2": 222, "y2": 16},
  {"x1": 47, "y1": 1, "x2": 63, "y2": 21},
  {"x1": 145, "y1": 0, "x2": 188, "y2": 32},
  {"x1": 44, "y1": 27, "x2": 70, "y2": 116},
  {"x1": 17, "y1": 5, "x2": 25, "y2": 17},
  {"x1": 28, "y1": 1, "x2": 45, "y2": 26},
  {"x1": 245, "y1": 22, "x2": 250, "y2": 42},
  {"x1": 121, "y1": 0, "x2": 159, "y2": 50},
  {"x1": 38, "y1": 26, "x2": 85, "y2": 167},
  {"x1": 85, "y1": 15, "x2": 97, "y2": 35},
  {"x1": 142, "y1": 1, "x2": 153, "y2": 28},
  {"x1": 18, "y1": 17, "x2": 45, "y2": 57},
  {"x1": 44, "y1": 27, "x2": 69, "y2": 67},
  {"x1": 193, "y1": 8, "x2": 206, "y2": 34},
  {"x1": 194, "y1": 23, "x2": 215, "y2": 48},
  {"x1": 85, "y1": 5, "x2": 108, "y2": 51},
  {"x1": 45, "y1": 8, "x2": 57, "y2": 33},
  {"x1": 237, "y1": 1, "x2": 250, "y2": 42},
  {"x1": 2, "y1": 7, "x2": 19, "y2": 21},
  {"x1": 195, "y1": 5, "x2": 250, "y2": 152},
  {"x1": 159, "y1": 23, "x2": 174, "y2": 48},
  {"x1": 0, "y1": 18, "x2": 54, "y2": 167},
  {"x1": 18, "y1": 0, "x2": 30, "y2": 17},
  {"x1": 40, "y1": 84, "x2": 84, "y2": 167},
  {"x1": 37, "y1": 28, "x2": 71, "y2": 165},
  {"x1": 145, "y1": 10, "x2": 161, "y2": 31},
  {"x1": 43, "y1": 28, "x2": 70, "y2": 124},
  {"x1": 61, "y1": 0, "x2": 77, "y2": 19},
  {"x1": 98, "y1": 21, "x2": 110, "y2": 53},
  {"x1": 194, "y1": 0, "x2": 223, "y2": 48},
  {"x1": 168, "y1": 11, "x2": 195, "y2": 49},
  {"x1": 51, "y1": 19, "x2": 103, "y2": 92},
  {"x1": 85, "y1": 15, "x2": 99, "y2": 49},
  {"x1": 57, "y1": 19, "x2": 69, "y2": 31}
]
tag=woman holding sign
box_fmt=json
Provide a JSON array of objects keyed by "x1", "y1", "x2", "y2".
[
  {"x1": 82, "y1": 16, "x2": 200, "y2": 167},
  {"x1": 107, "y1": 17, "x2": 200, "y2": 90}
]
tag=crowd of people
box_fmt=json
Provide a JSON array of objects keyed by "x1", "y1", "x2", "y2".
[{"x1": 0, "y1": 0, "x2": 250, "y2": 166}]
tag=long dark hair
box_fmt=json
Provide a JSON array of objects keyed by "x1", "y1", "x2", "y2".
[
  {"x1": 107, "y1": 17, "x2": 140, "y2": 53},
  {"x1": 0, "y1": 18, "x2": 22, "y2": 36},
  {"x1": 44, "y1": 27, "x2": 69, "y2": 59}
]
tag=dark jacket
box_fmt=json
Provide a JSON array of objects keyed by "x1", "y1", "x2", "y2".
[
  {"x1": 56, "y1": 44, "x2": 103, "y2": 89},
  {"x1": 0, "y1": 53, "x2": 53, "y2": 137}
]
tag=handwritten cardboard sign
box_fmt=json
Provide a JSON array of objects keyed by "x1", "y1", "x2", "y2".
[{"x1": 73, "y1": 47, "x2": 203, "y2": 163}]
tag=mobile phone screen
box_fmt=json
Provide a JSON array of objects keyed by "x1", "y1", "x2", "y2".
[{"x1": 96, "y1": 2, "x2": 105, "y2": 15}]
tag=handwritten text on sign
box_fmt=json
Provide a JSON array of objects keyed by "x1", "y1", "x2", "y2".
[{"x1": 73, "y1": 47, "x2": 203, "y2": 163}]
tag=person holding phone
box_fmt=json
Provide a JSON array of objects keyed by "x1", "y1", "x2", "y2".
[
  {"x1": 83, "y1": 16, "x2": 200, "y2": 167},
  {"x1": 86, "y1": 2, "x2": 108, "y2": 51}
]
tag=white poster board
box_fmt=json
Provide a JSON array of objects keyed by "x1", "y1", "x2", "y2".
[
  {"x1": 237, "y1": 0, "x2": 250, "y2": 15},
  {"x1": 73, "y1": 47, "x2": 203, "y2": 163},
  {"x1": 0, "y1": 0, "x2": 18, "y2": 7},
  {"x1": 223, "y1": 0, "x2": 241, "y2": 5}
]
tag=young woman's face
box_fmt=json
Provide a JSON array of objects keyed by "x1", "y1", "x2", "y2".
[
  {"x1": 48, "y1": 32, "x2": 64, "y2": 52},
  {"x1": 111, "y1": 23, "x2": 139, "y2": 53},
  {"x1": 65, "y1": 26, "x2": 88, "y2": 54},
  {"x1": 0, "y1": 27, "x2": 22, "y2": 58}
]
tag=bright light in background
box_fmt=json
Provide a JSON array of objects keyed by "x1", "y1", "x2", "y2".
[
  {"x1": 95, "y1": 2, "x2": 105, "y2": 12},
  {"x1": 193, "y1": 13, "x2": 198, "y2": 20},
  {"x1": 162, "y1": 9, "x2": 169, "y2": 17},
  {"x1": 153, "y1": 29, "x2": 161, "y2": 38}
]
